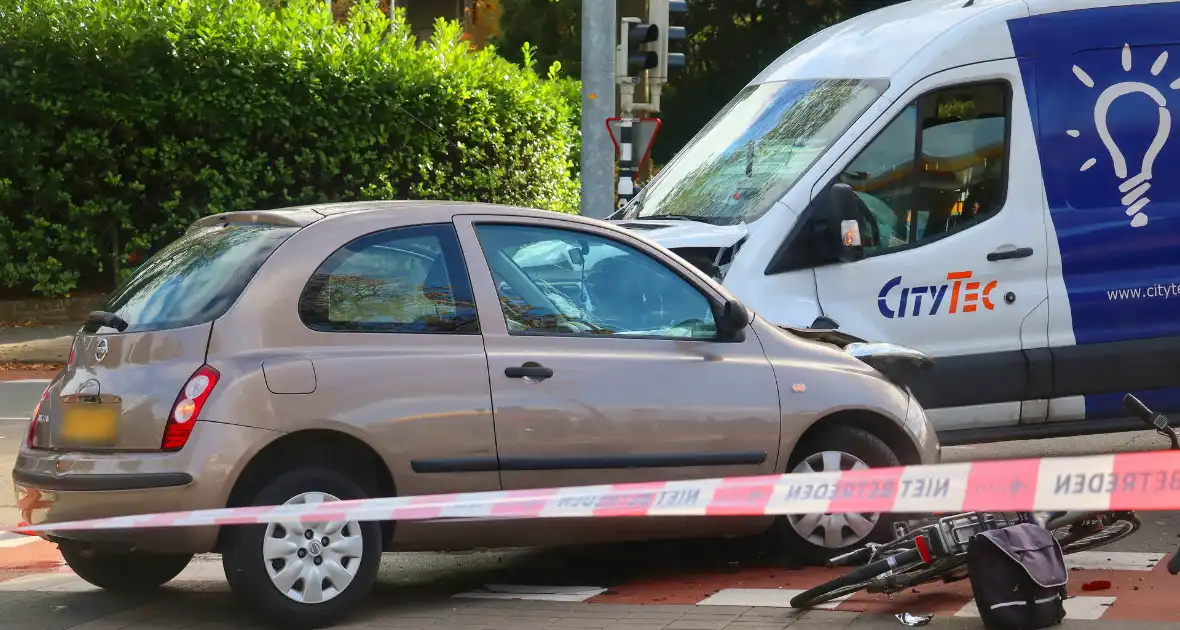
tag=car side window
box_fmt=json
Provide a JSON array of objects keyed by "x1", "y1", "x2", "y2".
[
  {"x1": 298, "y1": 223, "x2": 479, "y2": 333},
  {"x1": 836, "y1": 82, "x2": 1010, "y2": 256},
  {"x1": 473, "y1": 224, "x2": 719, "y2": 340}
]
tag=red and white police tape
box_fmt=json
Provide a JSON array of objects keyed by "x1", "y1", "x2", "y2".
[{"x1": 4, "y1": 450, "x2": 1180, "y2": 541}]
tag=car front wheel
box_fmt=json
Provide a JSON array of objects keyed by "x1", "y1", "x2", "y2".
[
  {"x1": 774, "y1": 425, "x2": 901, "y2": 565},
  {"x1": 222, "y1": 467, "x2": 382, "y2": 630},
  {"x1": 59, "y1": 545, "x2": 192, "y2": 592}
]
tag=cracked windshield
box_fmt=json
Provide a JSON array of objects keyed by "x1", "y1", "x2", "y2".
[{"x1": 622, "y1": 78, "x2": 887, "y2": 226}]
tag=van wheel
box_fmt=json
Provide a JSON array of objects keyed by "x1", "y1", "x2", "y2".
[
  {"x1": 773, "y1": 425, "x2": 901, "y2": 565},
  {"x1": 59, "y1": 545, "x2": 192, "y2": 592},
  {"x1": 222, "y1": 467, "x2": 381, "y2": 630}
]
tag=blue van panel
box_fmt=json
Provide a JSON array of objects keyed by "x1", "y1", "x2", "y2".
[
  {"x1": 1008, "y1": 3, "x2": 1180, "y2": 419},
  {"x1": 1010, "y1": 3, "x2": 1180, "y2": 345}
]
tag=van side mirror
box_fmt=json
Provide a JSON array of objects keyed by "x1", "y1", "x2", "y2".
[
  {"x1": 717, "y1": 299, "x2": 750, "y2": 342},
  {"x1": 810, "y1": 316, "x2": 840, "y2": 330},
  {"x1": 828, "y1": 183, "x2": 864, "y2": 263},
  {"x1": 568, "y1": 248, "x2": 584, "y2": 266}
]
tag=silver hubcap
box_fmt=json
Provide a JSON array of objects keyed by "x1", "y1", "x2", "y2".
[
  {"x1": 787, "y1": 451, "x2": 880, "y2": 549},
  {"x1": 262, "y1": 492, "x2": 363, "y2": 604}
]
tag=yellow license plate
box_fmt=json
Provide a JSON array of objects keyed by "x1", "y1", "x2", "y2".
[{"x1": 60, "y1": 405, "x2": 118, "y2": 445}]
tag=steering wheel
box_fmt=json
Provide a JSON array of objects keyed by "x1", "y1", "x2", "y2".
[{"x1": 665, "y1": 318, "x2": 710, "y2": 337}]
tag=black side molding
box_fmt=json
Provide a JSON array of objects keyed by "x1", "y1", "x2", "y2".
[
  {"x1": 500, "y1": 451, "x2": 768, "y2": 471},
  {"x1": 411, "y1": 451, "x2": 768, "y2": 473},
  {"x1": 410, "y1": 457, "x2": 499, "y2": 474},
  {"x1": 13, "y1": 470, "x2": 193, "y2": 492},
  {"x1": 938, "y1": 417, "x2": 1147, "y2": 446}
]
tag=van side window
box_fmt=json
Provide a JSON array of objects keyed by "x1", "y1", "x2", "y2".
[
  {"x1": 298, "y1": 224, "x2": 479, "y2": 334},
  {"x1": 836, "y1": 82, "x2": 1010, "y2": 255}
]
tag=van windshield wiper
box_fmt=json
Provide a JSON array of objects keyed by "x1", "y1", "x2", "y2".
[{"x1": 637, "y1": 214, "x2": 730, "y2": 226}]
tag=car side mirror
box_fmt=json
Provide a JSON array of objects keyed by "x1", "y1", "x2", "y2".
[
  {"x1": 717, "y1": 299, "x2": 750, "y2": 342},
  {"x1": 828, "y1": 183, "x2": 864, "y2": 263}
]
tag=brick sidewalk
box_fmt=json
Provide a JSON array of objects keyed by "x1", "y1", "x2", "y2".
[
  {"x1": 40, "y1": 595, "x2": 1180, "y2": 629},
  {"x1": 2, "y1": 539, "x2": 1178, "y2": 629}
]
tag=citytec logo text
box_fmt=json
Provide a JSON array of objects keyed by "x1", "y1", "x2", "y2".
[{"x1": 878, "y1": 271, "x2": 998, "y2": 319}]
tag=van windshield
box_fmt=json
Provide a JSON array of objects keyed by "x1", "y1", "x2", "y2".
[
  {"x1": 622, "y1": 78, "x2": 887, "y2": 226},
  {"x1": 98, "y1": 222, "x2": 298, "y2": 333}
]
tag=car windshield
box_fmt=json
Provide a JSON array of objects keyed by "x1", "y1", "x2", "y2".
[
  {"x1": 100, "y1": 222, "x2": 298, "y2": 333},
  {"x1": 621, "y1": 78, "x2": 888, "y2": 226}
]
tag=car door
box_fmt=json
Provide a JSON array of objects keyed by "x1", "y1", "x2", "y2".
[
  {"x1": 259, "y1": 220, "x2": 501, "y2": 497},
  {"x1": 451, "y1": 214, "x2": 782, "y2": 493},
  {"x1": 810, "y1": 62, "x2": 1051, "y2": 433}
]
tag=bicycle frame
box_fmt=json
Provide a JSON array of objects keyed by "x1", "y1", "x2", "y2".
[{"x1": 800, "y1": 393, "x2": 1180, "y2": 609}]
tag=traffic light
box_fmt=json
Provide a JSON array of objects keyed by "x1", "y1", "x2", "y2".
[
  {"x1": 617, "y1": 17, "x2": 659, "y2": 81},
  {"x1": 647, "y1": 0, "x2": 688, "y2": 82}
]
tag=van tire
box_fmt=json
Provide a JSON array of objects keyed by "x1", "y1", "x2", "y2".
[
  {"x1": 222, "y1": 467, "x2": 382, "y2": 630},
  {"x1": 773, "y1": 425, "x2": 901, "y2": 565},
  {"x1": 59, "y1": 546, "x2": 192, "y2": 592}
]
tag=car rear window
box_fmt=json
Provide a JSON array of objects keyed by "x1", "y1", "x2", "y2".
[{"x1": 94, "y1": 222, "x2": 299, "y2": 334}]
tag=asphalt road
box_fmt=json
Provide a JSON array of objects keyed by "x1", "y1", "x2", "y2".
[
  {"x1": 3, "y1": 380, "x2": 1179, "y2": 550},
  {"x1": 2, "y1": 378, "x2": 1180, "y2": 629}
]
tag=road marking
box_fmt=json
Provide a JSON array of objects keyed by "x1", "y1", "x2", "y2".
[
  {"x1": 1065, "y1": 551, "x2": 1165, "y2": 571},
  {"x1": 955, "y1": 595, "x2": 1116, "y2": 620},
  {"x1": 0, "y1": 572, "x2": 77, "y2": 592},
  {"x1": 0, "y1": 536, "x2": 39, "y2": 549},
  {"x1": 0, "y1": 558, "x2": 227, "y2": 592},
  {"x1": 453, "y1": 584, "x2": 608, "y2": 602},
  {"x1": 699, "y1": 588, "x2": 850, "y2": 610}
]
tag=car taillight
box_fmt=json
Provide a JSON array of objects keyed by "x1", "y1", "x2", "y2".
[
  {"x1": 162, "y1": 365, "x2": 220, "y2": 451},
  {"x1": 26, "y1": 385, "x2": 51, "y2": 448},
  {"x1": 66, "y1": 345, "x2": 75, "y2": 367}
]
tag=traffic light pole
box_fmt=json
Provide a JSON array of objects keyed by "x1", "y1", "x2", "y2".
[{"x1": 580, "y1": 0, "x2": 617, "y2": 220}]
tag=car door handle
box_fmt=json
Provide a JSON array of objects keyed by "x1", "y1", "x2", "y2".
[
  {"x1": 987, "y1": 247, "x2": 1034, "y2": 262},
  {"x1": 504, "y1": 363, "x2": 554, "y2": 379}
]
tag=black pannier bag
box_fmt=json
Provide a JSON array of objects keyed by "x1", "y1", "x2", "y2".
[{"x1": 967, "y1": 523, "x2": 1068, "y2": 630}]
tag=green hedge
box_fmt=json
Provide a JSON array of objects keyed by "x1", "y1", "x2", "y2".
[{"x1": 0, "y1": 0, "x2": 581, "y2": 298}]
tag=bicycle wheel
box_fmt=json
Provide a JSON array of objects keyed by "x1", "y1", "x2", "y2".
[
  {"x1": 865, "y1": 555, "x2": 967, "y2": 594},
  {"x1": 790, "y1": 548, "x2": 922, "y2": 608},
  {"x1": 1058, "y1": 513, "x2": 1141, "y2": 555}
]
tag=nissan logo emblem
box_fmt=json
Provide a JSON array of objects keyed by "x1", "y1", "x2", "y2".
[{"x1": 94, "y1": 338, "x2": 109, "y2": 363}]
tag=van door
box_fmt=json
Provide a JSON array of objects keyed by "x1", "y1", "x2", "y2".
[{"x1": 808, "y1": 60, "x2": 1051, "y2": 432}]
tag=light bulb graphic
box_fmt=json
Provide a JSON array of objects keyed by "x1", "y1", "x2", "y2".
[{"x1": 1068, "y1": 44, "x2": 1180, "y2": 228}]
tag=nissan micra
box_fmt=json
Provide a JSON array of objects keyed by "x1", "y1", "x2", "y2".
[{"x1": 13, "y1": 201, "x2": 939, "y2": 628}]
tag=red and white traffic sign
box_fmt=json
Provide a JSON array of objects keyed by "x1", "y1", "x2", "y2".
[{"x1": 606, "y1": 117, "x2": 662, "y2": 169}]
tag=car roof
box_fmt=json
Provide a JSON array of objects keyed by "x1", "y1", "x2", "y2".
[{"x1": 192, "y1": 200, "x2": 601, "y2": 230}]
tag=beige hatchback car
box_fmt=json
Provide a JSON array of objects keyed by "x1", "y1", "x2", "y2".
[{"x1": 13, "y1": 201, "x2": 939, "y2": 628}]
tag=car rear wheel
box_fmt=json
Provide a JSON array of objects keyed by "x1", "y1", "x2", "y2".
[
  {"x1": 222, "y1": 467, "x2": 381, "y2": 630},
  {"x1": 59, "y1": 545, "x2": 192, "y2": 592},
  {"x1": 773, "y1": 425, "x2": 901, "y2": 565}
]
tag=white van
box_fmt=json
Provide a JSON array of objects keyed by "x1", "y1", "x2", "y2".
[{"x1": 613, "y1": 0, "x2": 1180, "y2": 444}]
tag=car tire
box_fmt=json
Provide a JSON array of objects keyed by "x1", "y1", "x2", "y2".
[
  {"x1": 221, "y1": 467, "x2": 382, "y2": 630},
  {"x1": 772, "y1": 425, "x2": 902, "y2": 565},
  {"x1": 59, "y1": 545, "x2": 192, "y2": 592}
]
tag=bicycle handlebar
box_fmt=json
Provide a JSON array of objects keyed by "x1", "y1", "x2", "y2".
[
  {"x1": 1123, "y1": 394, "x2": 1157, "y2": 426},
  {"x1": 1121, "y1": 394, "x2": 1180, "y2": 575},
  {"x1": 1122, "y1": 394, "x2": 1180, "y2": 449}
]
